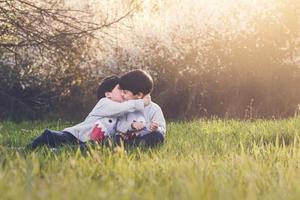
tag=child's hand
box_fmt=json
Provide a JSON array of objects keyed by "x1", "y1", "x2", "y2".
[
  {"x1": 143, "y1": 95, "x2": 151, "y2": 106},
  {"x1": 150, "y1": 121, "x2": 159, "y2": 131},
  {"x1": 131, "y1": 121, "x2": 145, "y2": 130}
]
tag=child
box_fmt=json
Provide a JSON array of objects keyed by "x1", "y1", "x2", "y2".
[
  {"x1": 115, "y1": 69, "x2": 166, "y2": 148},
  {"x1": 27, "y1": 76, "x2": 150, "y2": 149}
]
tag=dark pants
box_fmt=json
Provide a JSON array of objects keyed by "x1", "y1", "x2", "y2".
[
  {"x1": 28, "y1": 129, "x2": 81, "y2": 149},
  {"x1": 115, "y1": 131, "x2": 164, "y2": 148}
]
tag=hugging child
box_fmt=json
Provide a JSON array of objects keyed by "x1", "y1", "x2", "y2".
[
  {"x1": 115, "y1": 69, "x2": 166, "y2": 148},
  {"x1": 27, "y1": 76, "x2": 150, "y2": 149}
]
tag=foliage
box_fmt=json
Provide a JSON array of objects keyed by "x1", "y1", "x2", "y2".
[
  {"x1": 1, "y1": 118, "x2": 300, "y2": 199},
  {"x1": 0, "y1": 0, "x2": 137, "y2": 120},
  {"x1": 112, "y1": 0, "x2": 300, "y2": 119},
  {"x1": 1, "y1": 0, "x2": 300, "y2": 119}
]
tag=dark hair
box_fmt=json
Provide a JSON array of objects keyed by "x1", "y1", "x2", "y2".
[
  {"x1": 97, "y1": 76, "x2": 119, "y2": 100},
  {"x1": 119, "y1": 69, "x2": 153, "y2": 95}
]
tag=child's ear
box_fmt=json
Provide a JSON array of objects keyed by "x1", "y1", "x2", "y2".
[
  {"x1": 136, "y1": 92, "x2": 144, "y2": 99},
  {"x1": 105, "y1": 92, "x2": 111, "y2": 98}
]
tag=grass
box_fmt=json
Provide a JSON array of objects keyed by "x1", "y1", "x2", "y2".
[{"x1": 1, "y1": 118, "x2": 300, "y2": 200}]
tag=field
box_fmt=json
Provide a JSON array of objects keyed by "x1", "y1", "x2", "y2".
[{"x1": 1, "y1": 118, "x2": 300, "y2": 200}]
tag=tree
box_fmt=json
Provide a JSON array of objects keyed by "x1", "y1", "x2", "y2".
[{"x1": 0, "y1": 0, "x2": 138, "y2": 119}]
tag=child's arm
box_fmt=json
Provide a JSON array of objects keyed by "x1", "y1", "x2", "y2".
[
  {"x1": 90, "y1": 98, "x2": 145, "y2": 118},
  {"x1": 146, "y1": 107, "x2": 166, "y2": 135}
]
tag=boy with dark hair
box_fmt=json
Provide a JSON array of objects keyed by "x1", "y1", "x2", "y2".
[
  {"x1": 117, "y1": 69, "x2": 153, "y2": 95},
  {"x1": 115, "y1": 69, "x2": 166, "y2": 148},
  {"x1": 96, "y1": 76, "x2": 120, "y2": 99},
  {"x1": 27, "y1": 76, "x2": 150, "y2": 149}
]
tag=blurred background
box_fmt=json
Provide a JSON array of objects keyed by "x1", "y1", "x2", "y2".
[{"x1": 1, "y1": 0, "x2": 300, "y2": 120}]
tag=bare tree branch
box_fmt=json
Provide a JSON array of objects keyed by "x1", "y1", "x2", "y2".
[{"x1": 0, "y1": 0, "x2": 140, "y2": 50}]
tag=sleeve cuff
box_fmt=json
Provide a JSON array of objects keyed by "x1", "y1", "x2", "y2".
[{"x1": 135, "y1": 99, "x2": 145, "y2": 111}]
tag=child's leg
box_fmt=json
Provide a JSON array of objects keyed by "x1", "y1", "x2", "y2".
[
  {"x1": 29, "y1": 129, "x2": 79, "y2": 149},
  {"x1": 114, "y1": 134, "x2": 124, "y2": 147},
  {"x1": 134, "y1": 131, "x2": 164, "y2": 148},
  {"x1": 114, "y1": 133, "x2": 135, "y2": 147}
]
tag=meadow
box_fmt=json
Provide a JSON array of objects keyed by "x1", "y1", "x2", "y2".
[{"x1": 1, "y1": 118, "x2": 300, "y2": 200}]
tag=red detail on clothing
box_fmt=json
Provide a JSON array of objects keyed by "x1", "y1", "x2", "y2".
[
  {"x1": 91, "y1": 126, "x2": 105, "y2": 142},
  {"x1": 121, "y1": 132, "x2": 137, "y2": 141}
]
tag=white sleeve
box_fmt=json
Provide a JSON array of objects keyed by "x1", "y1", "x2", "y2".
[
  {"x1": 146, "y1": 107, "x2": 166, "y2": 135},
  {"x1": 89, "y1": 98, "x2": 144, "y2": 118}
]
